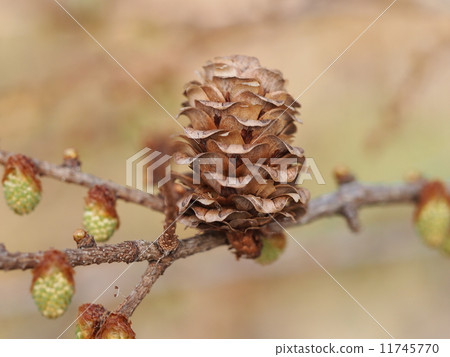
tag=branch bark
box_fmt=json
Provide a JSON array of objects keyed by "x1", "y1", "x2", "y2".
[
  {"x1": 290, "y1": 180, "x2": 432, "y2": 226},
  {"x1": 0, "y1": 232, "x2": 226, "y2": 271},
  {"x1": 2, "y1": 179, "x2": 447, "y2": 272},
  {"x1": 158, "y1": 181, "x2": 180, "y2": 253},
  {"x1": 115, "y1": 258, "x2": 174, "y2": 318}
]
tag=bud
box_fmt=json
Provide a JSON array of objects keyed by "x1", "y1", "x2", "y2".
[
  {"x1": 76, "y1": 303, "x2": 107, "y2": 339},
  {"x1": 333, "y1": 165, "x2": 355, "y2": 185},
  {"x1": 96, "y1": 313, "x2": 136, "y2": 339},
  {"x1": 414, "y1": 181, "x2": 450, "y2": 248},
  {"x1": 404, "y1": 169, "x2": 424, "y2": 184},
  {"x1": 256, "y1": 233, "x2": 287, "y2": 265},
  {"x1": 63, "y1": 148, "x2": 79, "y2": 161},
  {"x1": 62, "y1": 147, "x2": 81, "y2": 169},
  {"x1": 73, "y1": 228, "x2": 88, "y2": 243},
  {"x1": 73, "y1": 228, "x2": 96, "y2": 249},
  {"x1": 31, "y1": 250, "x2": 75, "y2": 319},
  {"x1": 2, "y1": 154, "x2": 42, "y2": 215},
  {"x1": 83, "y1": 185, "x2": 119, "y2": 242}
]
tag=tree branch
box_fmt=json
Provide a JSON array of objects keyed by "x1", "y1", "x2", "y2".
[
  {"x1": 0, "y1": 149, "x2": 164, "y2": 212},
  {"x1": 2, "y1": 179, "x2": 448, "y2": 272},
  {"x1": 158, "y1": 180, "x2": 180, "y2": 253},
  {"x1": 112, "y1": 181, "x2": 183, "y2": 318},
  {"x1": 289, "y1": 180, "x2": 433, "y2": 227},
  {"x1": 1, "y1": 154, "x2": 448, "y2": 321},
  {"x1": 115, "y1": 258, "x2": 174, "y2": 318},
  {"x1": 0, "y1": 232, "x2": 226, "y2": 271}
]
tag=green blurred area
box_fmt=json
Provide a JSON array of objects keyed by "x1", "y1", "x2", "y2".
[{"x1": 1, "y1": 0, "x2": 450, "y2": 338}]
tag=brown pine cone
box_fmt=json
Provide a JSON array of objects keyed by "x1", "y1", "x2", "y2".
[{"x1": 173, "y1": 55, "x2": 309, "y2": 258}]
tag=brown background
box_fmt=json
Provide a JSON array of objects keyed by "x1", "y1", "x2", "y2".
[{"x1": 1, "y1": 0, "x2": 450, "y2": 338}]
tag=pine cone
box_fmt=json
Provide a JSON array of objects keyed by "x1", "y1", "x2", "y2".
[
  {"x1": 31, "y1": 250, "x2": 75, "y2": 319},
  {"x1": 83, "y1": 185, "x2": 120, "y2": 242},
  {"x1": 2, "y1": 154, "x2": 42, "y2": 215},
  {"x1": 173, "y1": 55, "x2": 309, "y2": 258}
]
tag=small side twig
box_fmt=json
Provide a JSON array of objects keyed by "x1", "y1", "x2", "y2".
[
  {"x1": 115, "y1": 258, "x2": 173, "y2": 318},
  {"x1": 158, "y1": 180, "x2": 180, "y2": 253},
  {"x1": 333, "y1": 165, "x2": 360, "y2": 232},
  {"x1": 340, "y1": 204, "x2": 361, "y2": 232},
  {"x1": 116, "y1": 179, "x2": 181, "y2": 318}
]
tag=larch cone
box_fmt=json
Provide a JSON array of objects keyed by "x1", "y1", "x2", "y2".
[{"x1": 173, "y1": 55, "x2": 310, "y2": 258}]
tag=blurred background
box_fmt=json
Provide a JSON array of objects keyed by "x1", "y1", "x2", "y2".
[{"x1": 1, "y1": 0, "x2": 450, "y2": 338}]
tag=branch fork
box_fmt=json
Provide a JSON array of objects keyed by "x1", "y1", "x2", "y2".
[{"x1": 1, "y1": 149, "x2": 448, "y2": 327}]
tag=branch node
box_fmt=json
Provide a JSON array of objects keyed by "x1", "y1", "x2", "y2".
[{"x1": 129, "y1": 240, "x2": 142, "y2": 263}]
